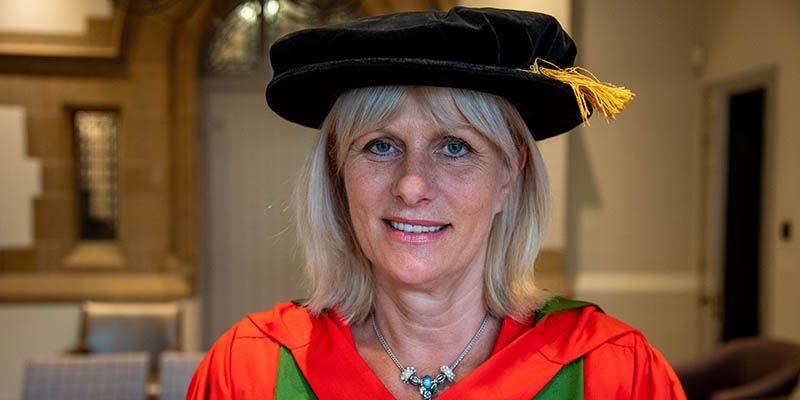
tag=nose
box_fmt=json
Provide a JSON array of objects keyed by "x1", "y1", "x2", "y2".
[{"x1": 391, "y1": 154, "x2": 435, "y2": 206}]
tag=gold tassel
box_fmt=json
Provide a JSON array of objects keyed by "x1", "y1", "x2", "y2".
[{"x1": 521, "y1": 58, "x2": 635, "y2": 126}]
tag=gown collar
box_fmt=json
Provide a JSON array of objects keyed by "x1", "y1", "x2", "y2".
[{"x1": 253, "y1": 302, "x2": 634, "y2": 399}]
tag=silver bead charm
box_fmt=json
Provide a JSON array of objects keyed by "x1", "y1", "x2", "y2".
[
  {"x1": 401, "y1": 367, "x2": 417, "y2": 383},
  {"x1": 439, "y1": 365, "x2": 455, "y2": 382}
]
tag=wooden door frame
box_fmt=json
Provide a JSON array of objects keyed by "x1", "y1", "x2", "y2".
[{"x1": 701, "y1": 67, "x2": 777, "y2": 349}]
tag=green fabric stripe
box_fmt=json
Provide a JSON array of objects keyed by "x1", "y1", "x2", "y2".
[
  {"x1": 535, "y1": 297, "x2": 598, "y2": 323},
  {"x1": 275, "y1": 346, "x2": 317, "y2": 399},
  {"x1": 529, "y1": 297, "x2": 595, "y2": 399},
  {"x1": 532, "y1": 358, "x2": 584, "y2": 400}
]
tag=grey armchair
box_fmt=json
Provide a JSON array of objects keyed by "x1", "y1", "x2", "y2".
[
  {"x1": 675, "y1": 337, "x2": 800, "y2": 400},
  {"x1": 76, "y1": 301, "x2": 183, "y2": 362},
  {"x1": 159, "y1": 351, "x2": 205, "y2": 400},
  {"x1": 23, "y1": 352, "x2": 149, "y2": 400}
]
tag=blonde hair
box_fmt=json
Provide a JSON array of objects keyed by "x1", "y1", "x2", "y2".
[{"x1": 294, "y1": 86, "x2": 551, "y2": 323}]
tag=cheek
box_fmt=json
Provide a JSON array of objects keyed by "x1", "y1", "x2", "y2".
[
  {"x1": 343, "y1": 163, "x2": 389, "y2": 246},
  {"x1": 344, "y1": 170, "x2": 367, "y2": 222},
  {"x1": 344, "y1": 163, "x2": 387, "y2": 209},
  {"x1": 440, "y1": 164, "x2": 509, "y2": 217}
]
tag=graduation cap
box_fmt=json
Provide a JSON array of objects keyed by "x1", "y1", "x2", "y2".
[{"x1": 266, "y1": 6, "x2": 633, "y2": 140}]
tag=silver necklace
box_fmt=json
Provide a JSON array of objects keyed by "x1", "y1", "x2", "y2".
[{"x1": 371, "y1": 313, "x2": 491, "y2": 400}]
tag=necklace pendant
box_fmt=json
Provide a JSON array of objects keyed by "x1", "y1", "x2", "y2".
[
  {"x1": 418, "y1": 375, "x2": 437, "y2": 399},
  {"x1": 401, "y1": 369, "x2": 441, "y2": 399},
  {"x1": 422, "y1": 375, "x2": 434, "y2": 391},
  {"x1": 373, "y1": 313, "x2": 490, "y2": 400}
]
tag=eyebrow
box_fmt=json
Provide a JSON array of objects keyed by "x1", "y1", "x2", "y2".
[{"x1": 375, "y1": 123, "x2": 478, "y2": 137}]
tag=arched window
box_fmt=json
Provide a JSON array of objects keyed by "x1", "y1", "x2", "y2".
[{"x1": 205, "y1": 0, "x2": 362, "y2": 74}]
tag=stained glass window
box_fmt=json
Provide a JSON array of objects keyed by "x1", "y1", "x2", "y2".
[
  {"x1": 206, "y1": 0, "x2": 362, "y2": 74},
  {"x1": 73, "y1": 110, "x2": 118, "y2": 240},
  {"x1": 208, "y1": 1, "x2": 262, "y2": 72}
]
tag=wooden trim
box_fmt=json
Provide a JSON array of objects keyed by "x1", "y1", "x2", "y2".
[
  {"x1": 0, "y1": 6, "x2": 125, "y2": 58},
  {"x1": 574, "y1": 270, "x2": 698, "y2": 293},
  {"x1": 0, "y1": 272, "x2": 191, "y2": 301},
  {"x1": 63, "y1": 241, "x2": 125, "y2": 269}
]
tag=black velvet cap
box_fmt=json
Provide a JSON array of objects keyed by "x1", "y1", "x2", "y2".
[{"x1": 266, "y1": 7, "x2": 585, "y2": 140}]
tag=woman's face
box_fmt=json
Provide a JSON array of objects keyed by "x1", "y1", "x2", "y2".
[{"x1": 342, "y1": 97, "x2": 517, "y2": 290}]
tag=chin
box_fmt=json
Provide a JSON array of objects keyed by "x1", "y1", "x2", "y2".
[{"x1": 374, "y1": 259, "x2": 442, "y2": 287}]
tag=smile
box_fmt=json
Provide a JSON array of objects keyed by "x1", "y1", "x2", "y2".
[{"x1": 386, "y1": 220, "x2": 448, "y2": 233}]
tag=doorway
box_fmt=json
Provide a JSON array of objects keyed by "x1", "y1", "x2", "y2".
[
  {"x1": 703, "y1": 70, "x2": 775, "y2": 347},
  {"x1": 721, "y1": 88, "x2": 764, "y2": 341}
]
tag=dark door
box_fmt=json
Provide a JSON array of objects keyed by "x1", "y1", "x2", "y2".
[{"x1": 722, "y1": 88, "x2": 765, "y2": 341}]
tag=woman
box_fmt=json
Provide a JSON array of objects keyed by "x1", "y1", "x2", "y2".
[{"x1": 188, "y1": 7, "x2": 685, "y2": 399}]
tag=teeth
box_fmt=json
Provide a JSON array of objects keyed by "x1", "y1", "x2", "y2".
[{"x1": 389, "y1": 221, "x2": 446, "y2": 233}]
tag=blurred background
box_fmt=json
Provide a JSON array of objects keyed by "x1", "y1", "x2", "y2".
[{"x1": 0, "y1": 0, "x2": 797, "y2": 399}]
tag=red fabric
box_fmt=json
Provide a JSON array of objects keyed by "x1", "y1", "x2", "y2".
[
  {"x1": 185, "y1": 312, "x2": 282, "y2": 399},
  {"x1": 187, "y1": 302, "x2": 686, "y2": 399}
]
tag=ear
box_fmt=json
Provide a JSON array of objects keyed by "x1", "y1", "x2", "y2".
[{"x1": 494, "y1": 147, "x2": 527, "y2": 214}]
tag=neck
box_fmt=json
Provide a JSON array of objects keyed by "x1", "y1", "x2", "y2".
[
  {"x1": 350, "y1": 258, "x2": 502, "y2": 399},
  {"x1": 374, "y1": 283, "x2": 486, "y2": 343},
  {"x1": 366, "y1": 263, "x2": 496, "y2": 370}
]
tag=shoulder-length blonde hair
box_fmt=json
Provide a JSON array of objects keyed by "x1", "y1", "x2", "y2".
[{"x1": 294, "y1": 86, "x2": 551, "y2": 323}]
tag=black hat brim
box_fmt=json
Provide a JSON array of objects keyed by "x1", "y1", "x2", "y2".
[{"x1": 266, "y1": 57, "x2": 588, "y2": 140}]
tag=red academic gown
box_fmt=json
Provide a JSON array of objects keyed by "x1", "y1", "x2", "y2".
[{"x1": 187, "y1": 301, "x2": 686, "y2": 399}]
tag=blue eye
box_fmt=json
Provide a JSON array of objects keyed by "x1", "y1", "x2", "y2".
[
  {"x1": 367, "y1": 140, "x2": 396, "y2": 156},
  {"x1": 442, "y1": 140, "x2": 469, "y2": 157}
]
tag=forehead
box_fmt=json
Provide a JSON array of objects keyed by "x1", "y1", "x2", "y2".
[
  {"x1": 337, "y1": 87, "x2": 481, "y2": 141},
  {"x1": 382, "y1": 95, "x2": 472, "y2": 133}
]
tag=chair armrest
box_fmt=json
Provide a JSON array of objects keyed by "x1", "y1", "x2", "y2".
[{"x1": 712, "y1": 361, "x2": 800, "y2": 400}]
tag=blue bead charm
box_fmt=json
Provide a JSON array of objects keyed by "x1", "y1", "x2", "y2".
[
  {"x1": 414, "y1": 373, "x2": 440, "y2": 399},
  {"x1": 422, "y1": 375, "x2": 433, "y2": 390}
]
